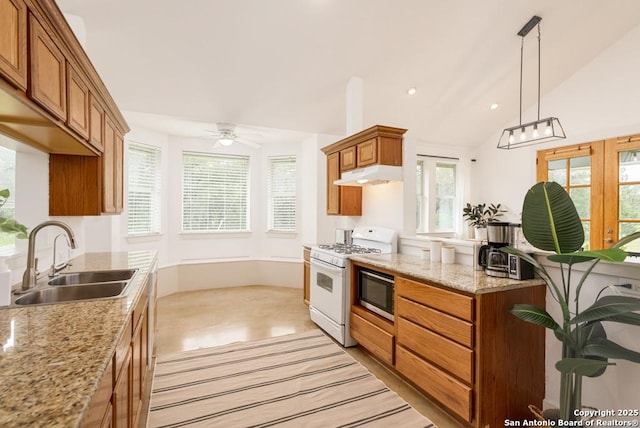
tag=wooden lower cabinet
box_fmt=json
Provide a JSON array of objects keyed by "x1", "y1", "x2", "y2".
[
  {"x1": 81, "y1": 281, "x2": 153, "y2": 428},
  {"x1": 350, "y1": 310, "x2": 394, "y2": 366},
  {"x1": 351, "y1": 269, "x2": 545, "y2": 427},
  {"x1": 303, "y1": 248, "x2": 310, "y2": 305}
]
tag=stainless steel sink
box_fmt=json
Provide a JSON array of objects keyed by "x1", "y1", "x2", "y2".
[
  {"x1": 48, "y1": 269, "x2": 137, "y2": 286},
  {"x1": 14, "y1": 282, "x2": 129, "y2": 306}
]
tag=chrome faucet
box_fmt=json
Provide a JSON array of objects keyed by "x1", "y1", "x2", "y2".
[
  {"x1": 49, "y1": 233, "x2": 73, "y2": 278},
  {"x1": 20, "y1": 221, "x2": 77, "y2": 293}
]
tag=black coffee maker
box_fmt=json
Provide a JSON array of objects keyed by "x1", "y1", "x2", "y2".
[{"x1": 478, "y1": 222, "x2": 510, "y2": 278}]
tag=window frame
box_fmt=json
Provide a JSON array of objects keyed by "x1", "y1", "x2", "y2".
[
  {"x1": 267, "y1": 155, "x2": 297, "y2": 233},
  {"x1": 181, "y1": 151, "x2": 250, "y2": 234},
  {"x1": 416, "y1": 156, "x2": 459, "y2": 234},
  {"x1": 126, "y1": 141, "x2": 162, "y2": 237}
]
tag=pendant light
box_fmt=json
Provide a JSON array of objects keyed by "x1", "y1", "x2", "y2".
[{"x1": 497, "y1": 16, "x2": 566, "y2": 149}]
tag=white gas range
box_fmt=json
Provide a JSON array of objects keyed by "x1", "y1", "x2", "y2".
[{"x1": 309, "y1": 226, "x2": 397, "y2": 347}]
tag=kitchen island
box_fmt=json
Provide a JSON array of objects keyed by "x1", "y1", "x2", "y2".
[
  {"x1": 0, "y1": 251, "x2": 157, "y2": 427},
  {"x1": 348, "y1": 253, "x2": 547, "y2": 428}
]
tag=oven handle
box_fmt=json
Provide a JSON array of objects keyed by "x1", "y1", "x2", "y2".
[
  {"x1": 310, "y1": 258, "x2": 345, "y2": 273},
  {"x1": 361, "y1": 270, "x2": 394, "y2": 284}
]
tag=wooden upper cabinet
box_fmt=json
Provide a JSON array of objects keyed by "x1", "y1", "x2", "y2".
[
  {"x1": 340, "y1": 146, "x2": 356, "y2": 171},
  {"x1": 66, "y1": 64, "x2": 90, "y2": 139},
  {"x1": 114, "y1": 128, "x2": 124, "y2": 213},
  {"x1": 103, "y1": 116, "x2": 116, "y2": 213},
  {"x1": 28, "y1": 13, "x2": 67, "y2": 120},
  {"x1": 357, "y1": 138, "x2": 377, "y2": 167},
  {"x1": 89, "y1": 93, "x2": 105, "y2": 151},
  {"x1": 0, "y1": 0, "x2": 27, "y2": 90},
  {"x1": 326, "y1": 152, "x2": 340, "y2": 215}
]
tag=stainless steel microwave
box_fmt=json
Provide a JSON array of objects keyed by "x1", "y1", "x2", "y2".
[{"x1": 358, "y1": 269, "x2": 394, "y2": 321}]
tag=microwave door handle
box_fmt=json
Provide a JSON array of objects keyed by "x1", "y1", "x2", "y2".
[{"x1": 362, "y1": 271, "x2": 393, "y2": 284}]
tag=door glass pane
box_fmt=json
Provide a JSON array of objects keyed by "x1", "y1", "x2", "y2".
[
  {"x1": 619, "y1": 151, "x2": 640, "y2": 183},
  {"x1": 582, "y1": 221, "x2": 590, "y2": 251},
  {"x1": 570, "y1": 187, "x2": 591, "y2": 219},
  {"x1": 619, "y1": 222, "x2": 640, "y2": 252},
  {"x1": 548, "y1": 159, "x2": 566, "y2": 185},
  {"x1": 619, "y1": 184, "x2": 640, "y2": 220},
  {"x1": 569, "y1": 156, "x2": 591, "y2": 185}
]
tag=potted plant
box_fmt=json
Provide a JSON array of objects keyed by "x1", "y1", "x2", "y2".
[
  {"x1": 0, "y1": 188, "x2": 28, "y2": 239},
  {"x1": 462, "y1": 202, "x2": 506, "y2": 240},
  {"x1": 503, "y1": 182, "x2": 640, "y2": 422}
]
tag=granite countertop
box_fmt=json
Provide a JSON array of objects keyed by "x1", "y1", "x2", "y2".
[
  {"x1": 350, "y1": 253, "x2": 545, "y2": 294},
  {"x1": 0, "y1": 250, "x2": 157, "y2": 428}
]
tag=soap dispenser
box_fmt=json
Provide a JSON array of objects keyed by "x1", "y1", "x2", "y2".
[{"x1": 0, "y1": 258, "x2": 11, "y2": 306}]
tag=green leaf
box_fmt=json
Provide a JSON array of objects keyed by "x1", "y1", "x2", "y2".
[
  {"x1": 547, "y1": 254, "x2": 597, "y2": 265},
  {"x1": 573, "y1": 248, "x2": 628, "y2": 262},
  {"x1": 571, "y1": 295, "x2": 640, "y2": 324},
  {"x1": 522, "y1": 182, "x2": 584, "y2": 254},
  {"x1": 583, "y1": 340, "x2": 640, "y2": 364},
  {"x1": 604, "y1": 312, "x2": 640, "y2": 326},
  {"x1": 0, "y1": 188, "x2": 9, "y2": 198},
  {"x1": 510, "y1": 304, "x2": 560, "y2": 330},
  {"x1": 555, "y1": 358, "x2": 613, "y2": 376}
]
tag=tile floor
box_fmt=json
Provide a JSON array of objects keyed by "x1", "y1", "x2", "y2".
[{"x1": 155, "y1": 285, "x2": 465, "y2": 428}]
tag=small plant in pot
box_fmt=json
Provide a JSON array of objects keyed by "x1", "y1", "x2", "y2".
[
  {"x1": 503, "y1": 182, "x2": 640, "y2": 422},
  {"x1": 462, "y1": 202, "x2": 506, "y2": 240}
]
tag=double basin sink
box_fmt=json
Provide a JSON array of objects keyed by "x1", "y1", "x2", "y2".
[{"x1": 13, "y1": 269, "x2": 138, "y2": 306}]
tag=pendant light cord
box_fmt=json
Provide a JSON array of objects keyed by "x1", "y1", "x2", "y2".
[
  {"x1": 537, "y1": 23, "x2": 541, "y2": 121},
  {"x1": 519, "y1": 36, "x2": 524, "y2": 126}
]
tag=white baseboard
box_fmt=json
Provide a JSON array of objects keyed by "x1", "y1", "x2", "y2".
[{"x1": 157, "y1": 259, "x2": 302, "y2": 297}]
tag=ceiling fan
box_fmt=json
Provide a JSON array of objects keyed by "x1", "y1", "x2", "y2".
[{"x1": 204, "y1": 123, "x2": 261, "y2": 148}]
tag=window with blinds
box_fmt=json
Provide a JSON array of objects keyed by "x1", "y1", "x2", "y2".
[
  {"x1": 127, "y1": 143, "x2": 161, "y2": 235},
  {"x1": 267, "y1": 156, "x2": 296, "y2": 232},
  {"x1": 182, "y1": 152, "x2": 250, "y2": 232}
]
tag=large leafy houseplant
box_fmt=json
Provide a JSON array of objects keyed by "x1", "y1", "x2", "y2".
[{"x1": 503, "y1": 182, "x2": 640, "y2": 421}]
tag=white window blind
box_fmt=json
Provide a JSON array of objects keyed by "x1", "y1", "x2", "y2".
[
  {"x1": 182, "y1": 152, "x2": 250, "y2": 232},
  {"x1": 127, "y1": 143, "x2": 161, "y2": 235},
  {"x1": 267, "y1": 156, "x2": 296, "y2": 232}
]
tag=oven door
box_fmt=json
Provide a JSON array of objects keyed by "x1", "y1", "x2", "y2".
[{"x1": 309, "y1": 258, "x2": 346, "y2": 324}]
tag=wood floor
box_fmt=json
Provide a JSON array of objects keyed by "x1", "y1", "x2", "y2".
[{"x1": 155, "y1": 285, "x2": 465, "y2": 428}]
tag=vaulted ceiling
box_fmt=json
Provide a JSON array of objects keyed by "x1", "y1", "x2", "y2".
[{"x1": 56, "y1": 0, "x2": 640, "y2": 147}]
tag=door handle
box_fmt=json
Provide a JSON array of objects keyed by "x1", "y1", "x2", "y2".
[{"x1": 603, "y1": 238, "x2": 613, "y2": 243}]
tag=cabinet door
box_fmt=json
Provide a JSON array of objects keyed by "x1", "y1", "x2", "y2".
[
  {"x1": 114, "y1": 130, "x2": 124, "y2": 213},
  {"x1": 67, "y1": 64, "x2": 90, "y2": 139},
  {"x1": 113, "y1": 350, "x2": 131, "y2": 428},
  {"x1": 28, "y1": 13, "x2": 67, "y2": 120},
  {"x1": 303, "y1": 261, "x2": 310, "y2": 305},
  {"x1": 340, "y1": 146, "x2": 356, "y2": 171},
  {"x1": 89, "y1": 94, "x2": 105, "y2": 151},
  {"x1": 326, "y1": 152, "x2": 340, "y2": 214},
  {"x1": 132, "y1": 313, "x2": 143, "y2": 427},
  {"x1": 0, "y1": 0, "x2": 27, "y2": 90},
  {"x1": 356, "y1": 138, "x2": 377, "y2": 167},
  {"x1": 102, "y1": 116, "x2": 116, "y2": 213}
]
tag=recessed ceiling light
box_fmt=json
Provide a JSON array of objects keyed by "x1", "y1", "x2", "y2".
[
  {"x1": 407, "y1": 87, "x2": 417, "y2": 96},
  {"x1": 490, "y1": 103, "x2": 499, "y2": 110}
]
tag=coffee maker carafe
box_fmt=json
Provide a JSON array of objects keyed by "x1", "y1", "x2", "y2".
[{"x1": 478, "y1": 222, "x2": 510, "y2": 278}]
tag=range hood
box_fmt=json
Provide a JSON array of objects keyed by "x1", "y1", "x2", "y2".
[{"x1": 334, "y1": 164, "x2": 403, "y2": 186}]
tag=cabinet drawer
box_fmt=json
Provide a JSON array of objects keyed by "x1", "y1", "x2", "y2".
[
  {"x1": 350, "y1": 312, "x2": 394, "y2": 365},
  {"x1": 133, "y1": 281, "x2": 148, "y2": 329},
  {"x1": 396, "y1": 345, "x2": 472, "y2": 422},
  {"x1": 396, "y1": 276, "x2": 474, "y2": 321},
  {"x1": 397, "y1": 317, "x2": 473, "y2": 383},
  {"x1": 397, "y1": 297, "x2": 473, "y2": 347}
]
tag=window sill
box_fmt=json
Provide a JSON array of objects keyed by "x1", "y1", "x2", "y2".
[
  {"x1": 265, "y1": 230, "x2": 298, "y2": 237},
  {"x1": 179, "y1": 231, "x2": 252, "y2": 239},
  {"x1": 125, "y1": 233, "x2": 163, "y2": 243}
]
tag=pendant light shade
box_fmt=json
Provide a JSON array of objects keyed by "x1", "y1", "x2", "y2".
[{"x1": 497, "y1": 16, "x2": 566, "y2": 149}]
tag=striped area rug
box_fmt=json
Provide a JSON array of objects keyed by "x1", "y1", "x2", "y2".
[{"x1": 149, "y1": 330, "x2": 435, "y2": 427}]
